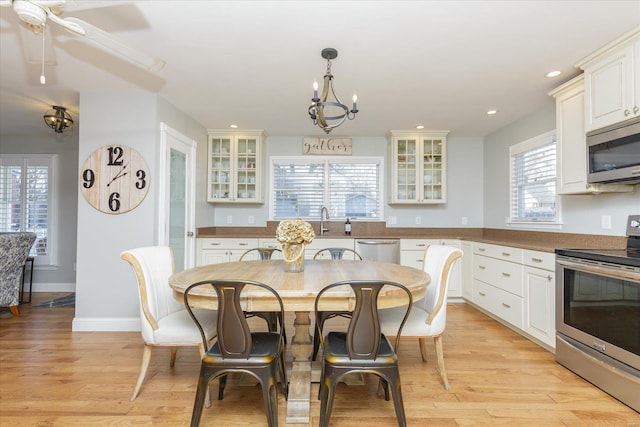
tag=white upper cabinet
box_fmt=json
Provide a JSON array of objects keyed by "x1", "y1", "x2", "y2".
[
  {"x1": 578, "y1": 27, "x2": 640, "y2": 131},
  {"x1": 549, "y1": 75, "x2": 633, "y2": 194},
  {"x1": 207, "y1": 130, "x2": 265, "y2": 203},
  {"x1": 387, "y1": 130, "x2": 449, "y2": 204}
]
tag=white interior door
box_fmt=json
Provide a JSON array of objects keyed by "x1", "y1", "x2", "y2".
[{"x1": 158, "y1": 123, "x2": 196, "y2": 271}]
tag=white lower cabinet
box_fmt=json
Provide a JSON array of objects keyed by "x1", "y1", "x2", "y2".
[
  {"x1": 400, "y1": 239, "x2": 462, "y2": 299},
  {"x1": 196, "y1": 238, "x2": 259, "y2": 265},
  {"x1": 469, "y1": 242, "x2": 556, "y2": 350},
  {"x1": 461, "y1": 241, "x2": 473, "y2": 300}
]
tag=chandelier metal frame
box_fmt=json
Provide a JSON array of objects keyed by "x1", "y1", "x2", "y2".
[
  {"x1": 308, "y1": 48, "x2": 358, "y2": 134},
  {"x1": 43, "y1": 105, "x2": 73, "y2": 134}
]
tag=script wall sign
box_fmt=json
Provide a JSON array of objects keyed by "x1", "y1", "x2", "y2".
[{"x1": 302, "y1": 137, "x2": 352, "y2": 155}]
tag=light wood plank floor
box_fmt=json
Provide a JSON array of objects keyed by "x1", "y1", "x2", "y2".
[{"x1": 1, "y1": 293, "x2": 638, "y2": 426}]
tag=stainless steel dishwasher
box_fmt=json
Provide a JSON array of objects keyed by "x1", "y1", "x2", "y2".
[{"x1": 355, "y1": 239, "x2": 400, "y2": 264}]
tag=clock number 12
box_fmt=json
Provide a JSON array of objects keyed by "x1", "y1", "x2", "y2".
[{"x1": 107, "y1": 146, "x2": 124, "y2": 166}]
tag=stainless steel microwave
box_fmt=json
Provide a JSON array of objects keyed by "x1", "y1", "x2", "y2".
[{"x1": 587, "y1": 117, "x2": 640, "y2": 185}]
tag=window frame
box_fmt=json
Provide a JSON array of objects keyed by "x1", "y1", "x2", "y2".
[
  {"x1": 508, "y1": 130, "x2": 560, "y2": 226},
  {"x1": 0, "y1": 154, "x2": 58, "y2": 266},
  {"x1": 269, "y1": 156, "x2": 384, "y2": 221}
]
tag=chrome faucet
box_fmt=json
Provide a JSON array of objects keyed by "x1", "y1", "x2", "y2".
[{"x1": 320, "y1": 206, "x2": 330, "y2": 235}]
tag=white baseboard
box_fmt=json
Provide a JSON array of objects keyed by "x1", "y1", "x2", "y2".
[
  {"x1": 72, "y1": 317, "x2": 141, "y2": 332},
  {"x1": 32, "y1": 282, "x2": 76, "y2": 293}
]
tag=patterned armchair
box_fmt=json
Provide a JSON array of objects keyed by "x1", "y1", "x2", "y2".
[{"x1": 0, "y1": 232, "x2": 36, "y2": 316}]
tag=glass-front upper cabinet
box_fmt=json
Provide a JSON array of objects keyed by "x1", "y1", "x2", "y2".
[
  {"x1": 207, "y1": 130, "x2": 265, "y2": 203},
  {"x1": 387, "y1": 130, "x2": 449, "y2": 204}
]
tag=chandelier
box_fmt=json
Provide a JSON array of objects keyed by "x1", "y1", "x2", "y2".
[
  {"x1": 308, "y1": 48, "x2": 358, "y2": 134},
  {"x1": 43, "y1": 106, "x2": 73, "y2": 134}
]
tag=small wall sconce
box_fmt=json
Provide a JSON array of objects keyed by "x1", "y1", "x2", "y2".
[{"x1": 43, "y1": 106, "x2": 74, "y2": 133}]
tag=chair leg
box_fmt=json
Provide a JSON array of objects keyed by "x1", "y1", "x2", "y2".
[
  {"x1": 169, "y1": 347, "x2": 178, "y2": 367},
  {"x1": 218, "y1": 375, "x2": 227, "y2": 400},
  {"x1": 190, "y1": 374, "x2": 211, "y2": 427},
  {"x1": 418, "y1": 337, "x2": 428, "y2": 362},
  {"x1": 259, "y1": 368, "x2": 279, "y2": 427},
  {"x1": 434, "y1": 335, "x2": 450, "y2": 391},
  {"x1": 387, "y1": 370, "x2": 407, "y2": 427},
  {"x1": 9, "y1": 305, "x2": 19, "y2": 316},
  {"x1": 131, "y1": 345, "x2": 152, "y2": 401},
  {"x1": 319, "y1": 371, "x2": 338, "y2": 427}
]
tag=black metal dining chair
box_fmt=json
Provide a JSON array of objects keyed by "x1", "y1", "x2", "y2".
[
  {"x1": 314, "y1": 279, "x2": 412, "y2": 427},
  {"x1": 183, "y1": 279, "x2": 288, "y2": 427},
  {"x1": 239, "y1": 247, "x2": 286, "y2": 343},
  {"x1": 311, "y1": 247, "x2": 363, "y2": 361}
]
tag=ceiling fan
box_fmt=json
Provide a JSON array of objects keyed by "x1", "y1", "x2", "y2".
[{"x1": 0, "y1": 0, "x2": 165, "y2": 72}]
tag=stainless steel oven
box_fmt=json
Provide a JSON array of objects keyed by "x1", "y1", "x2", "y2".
[{"x1": 555, "y1": 215, "x2": 640, "y2": 412}]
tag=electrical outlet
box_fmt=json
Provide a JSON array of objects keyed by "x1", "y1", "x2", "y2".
[
  {"x1": 248, "y1": 216, "x2": 255, "y2": 225},
  {"x1": 387, "y1": 216, "x2": 397, "y2": 225},
  {"x1": 415, "y1": 216, "x2": 421, "y2": 225},
  {"x1": 226, "y1": 215, "x2": 233, "y2": 225},
  {"x1": 461, "y1": 216, "x2": 468, "y2": 225},
  {"x1": 601, "y1": 215, "x2": 612, "y2": 230}
]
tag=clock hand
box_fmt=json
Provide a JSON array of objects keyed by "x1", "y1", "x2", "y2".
[{"x1": 106, "y1": 164, "x2": 128, "y2": 187}]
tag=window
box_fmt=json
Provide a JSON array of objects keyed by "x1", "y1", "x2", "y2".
[
  {"x1": 271, "y1": 157, "x2": 382, "y2": 220},
  {"x1": 509, "y1": 131, "x2": 558, "y2": 224},
  {"x1": 0, "y1": 155, "x2": 57, "y2": 265}
]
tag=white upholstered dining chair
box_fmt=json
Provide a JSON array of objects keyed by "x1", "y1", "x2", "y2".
[
  {"x1": 121, "y1": 246, "x2": 217, "y2": 401},
  {"x1": 378, "y1": 244, "x2": 463, "y2": 391}
]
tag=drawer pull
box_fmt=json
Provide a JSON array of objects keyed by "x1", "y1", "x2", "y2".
[
  {"x1": 531, "y1": 258, "x2": 543, "y2": 263},
  {"x1": 501, "y1": 252, "x2": 511, "y2": 257},
  {"x1": 210, "y1": 243, "x2": 221, "y2": 246},
  {"x1": 239, "y1": 243, "x2": 249, "y2": 246},
  {"x1": 502, "y1": 272, "x2": 511, "y2": 277},
  {"x1": 478, "y1": 265, "x2": 486, "y2": 270},
  {"x1": 415, "y1": 259, "x2": 422, "y2": 263},
  {"x1": 502, "y1": 302, "x2": 511, "y2": 309},
  {"x1": 416, "y1": 244, "x2": 426, "y2": 247},
  {"x1": 478, "y1": 248, "x2": 486, "y2": 252},
  {"x1": 479, "y1": 292, "x2": 486, "y2": 297},
  {"x1": 547, "y1": 275, "x2": 552, "y2": 281}
]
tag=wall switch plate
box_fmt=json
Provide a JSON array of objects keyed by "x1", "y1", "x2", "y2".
[
  {"x1": 461, "y1": 216, "x2": 468, "y2": 225},
  {"x1": 388, "y1": 216, "x2": 397, "y2": 225},
  {"x1": 248, "y1": 216, "x2": 255, "y2": 225},
  {"x1": 415, "y1": 216, "x2": 422, "y2": 225},
  {"x1": 226, "y1": 215, "x2": 233, "y2": 225}
]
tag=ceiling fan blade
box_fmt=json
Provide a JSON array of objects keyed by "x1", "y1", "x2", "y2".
[
  {"x1": 62, "y1": 17, "x2": 165, "y2": 72},
  {"x1": 46, "y1": 10, "x2": 85, "y2": 35}
]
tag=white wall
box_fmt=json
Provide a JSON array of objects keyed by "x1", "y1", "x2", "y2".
[
  {"x1": 73, "y1": 92, "x2": 206, "y2": 331},
  {"x1": 200, "y1": 135, "x2": 485, "y2": 229},
  {"x1": 483, "y1": 100, "x2": 639, "y2": 236}
]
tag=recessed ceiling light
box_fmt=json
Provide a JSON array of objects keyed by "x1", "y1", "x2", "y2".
[
  {"x1": 230, "y1": 124, "x2": 238, "y2": 128},
  {"x1": 416, "y1": 125, "x2": 424, "y2": 129},
  {"x1": 487, "y1": 110, "x2": 497, "y2": 115},
  {"x1": 546, "y1": 70, "x2": 562, "y2": 78}
]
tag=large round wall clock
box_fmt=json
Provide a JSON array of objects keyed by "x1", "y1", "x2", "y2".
[{"x1": 80, "y1": 144, "x2": 150, "y2": 214}]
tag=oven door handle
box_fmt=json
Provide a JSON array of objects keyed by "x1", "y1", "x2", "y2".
[{"x1": 557, "y1": 258, "x2": 640, "y2": 282}]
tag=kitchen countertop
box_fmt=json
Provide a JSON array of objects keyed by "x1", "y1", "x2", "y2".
[{"x1": 197, "y1": 222, "x2": 627, "y2": 253}]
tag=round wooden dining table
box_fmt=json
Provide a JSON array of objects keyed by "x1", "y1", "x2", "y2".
[{"x1": 169, "y1": 259, "x2": 429, "y2": 424}]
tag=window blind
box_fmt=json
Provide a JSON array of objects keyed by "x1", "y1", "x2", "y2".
[
  {"x1": 271, "y1": 157, "x2": 382, "y2": 220},
  {"x1": 509, "y1": 131, "x2": 557, "y2": 222},
  {"x1": 0, "y1": 156, "x2": 53, "y2": 259}
]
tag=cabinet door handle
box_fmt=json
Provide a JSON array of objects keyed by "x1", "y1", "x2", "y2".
[
  {"x1": 415, "y1": 259, "x2": 422, "y2": 263},
  {"x1": 210, "y1": 243, "x2": 221, "y2": 246},
  {"x1": 634, "y1": 106, "x2": 639, "y2": 114},
  {"x1": 502, "y1": 302, "x2": 511, "y2": 309},
  {"x1": 478, "y1": 265, "x2": 486, "y2": 270},
  {"x1": 479, "y1": 292, "x2": 486, "y2": 297},
  {"x1": 547, "y1": 275, "x2": 553, "y2": 281},
  {"x1": 416, "y1": 244, "x2": 426, "y2": 247},
  {"x1": 531, "y1": 258, "x2": 543, "y2": 263},
  {"x1": 239, "y1": 243, "x2": 249, "y2": 246},
  {"x1": 478, "y1": 248, "x2": 486, "y2": 252},
  {"x1": 502, "y1": 272, "x2": 511, "y2": 277},
  {"x1": 624, "y1": 109, "x2": 631, "y2": 116},
  {"x1": 501, "y1": 252, "x2": 511, "y2": 257}
]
